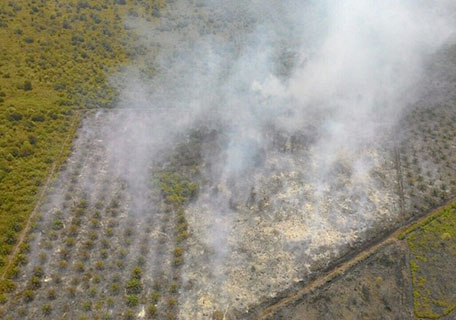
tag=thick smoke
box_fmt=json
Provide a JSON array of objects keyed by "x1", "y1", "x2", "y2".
[{"x1": 100, "y1": 0, "x2": 456, "y2": 316}]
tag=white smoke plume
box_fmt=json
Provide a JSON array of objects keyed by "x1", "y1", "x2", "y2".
[{"x1": 99, "y1": 0, "x2": 456, "y2": 316}]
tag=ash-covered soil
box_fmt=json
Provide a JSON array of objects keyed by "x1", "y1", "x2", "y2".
[
  {"x1": 266, "y1": 242, "x2": 414, "y2": 320},
  {"x1": 2, "y1": 108, "x2": 404, "y2": 319},
  {"x1": 4, "y1": 90, "x2": 456, "y2": 319},
  {"x1": 180, "y1": 137, "x2": 402, "y2": 318},
  {"x1": 243, "y1": 46, "x2": 456, "y2": 320}
]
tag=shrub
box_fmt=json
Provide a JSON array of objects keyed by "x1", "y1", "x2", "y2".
[
  {"x1": 29, "y1": 276, "x2": 41, "y2": 289},
  {"x1": 69, "y1": 224, "x2": 79, "y2": 236},
  {"x1": 42, "y1": 304, "x2": 52, "y2": 316},
  {"x1": 60, "y1": 248, "x2": 70, "y2": 260},
  {"x1": 173, "y1": 248, "x2": 183, "y2": 258},
  {"x1": 119, "y1": 249, "x2": 127, "y2": 258},
  {"x1": 110, "y1": 283, "x2": 119, "y2": 295},
  {"x1": 126, "y1": 294, "x2": 139, "y2": 307},
  {"x1": 31, "y1": 115, "x2": 45, "y2": 122},
  {"x1": 168, "y1": 297, "x2": 176, "y2": 307},
  {"x1": 173, "y1": 256, "x2": 183, "y2": 266},
  {"x1": 24, "y1": 290, "x2": 34, "y2": 302},
  {"x1": 82, "y1": 301, "x2": 91, "y2": 311},
  {"x1": 58, "y1": 260, "x2": 68, "y2": 269},
  {"x1": 126, "y1": 278, "x2": 142, "y2": 294},
  {"x1": 23, "y1": 80, "x2": 32, "y2": 90},
  {"x1": 124, "y1": 309, "x2": 135, "y2": 320},
  {"x1": 4, "y1": 231, "x2": 16, "y2": 244},
  {"x1": 79, "y1": 249, "x2": 89, "y2": 261},
  {"x1": 88, "y1": 287, "x2": 96, "y2": 298},
  {"x1": 52, "y1": 219, "x2": 63, "y2": 230},
  {"x1": 28, "y1": 135, "x2": 37, "y2": 145},
  {"x1": 132, "y1": 267, "x2": 142, "y2": 279},
  {"x1": 147, "y1": 305, "x2": 157, "y2": 318},
  {"x1": 102, "y1": 313, "x2": 113, "y2": 320},
  {"x1": 95, "y1": 261, "x2": 104, "y2": 270},
  {"x1": 90, "y1": 218, "x2": 100, "y2": 228},
  {"x1": 78, "y1": 200, "x2": 89, "y2": 208},
  {"x1": 66, "y1": 237, "x2": 75, "y2": 247},
  {"x1": 101, "y1": 239, "x2": 110, "y2": 249},
  {"x1": 32, "y1": 266, "x2": 44, "y2": 278},
  {"x1": 88, "y1": 271, "x2": 98, "y2": 282},
  {"x1": 48, "y1": 288, "x2": 56, "y2": 300},
  {"x1": 89, "y1": 231, "x2": 98, "y2": 241},
  {"x1": 170, "y1": 283, "x2": 179, "y2": 294},
  {"x1": 85, "y1": 240, "x2": 94, "y2": 249},
  {"x1": 137, "y1": 256, "x2": 146, "y2": 266},
  {"x1": 124, "y1": 228, "x2": 133, "y2": 237},
  {"x1": 150, "y1": 291, "x2": 160, "y2": 304},
  {"x1": 53, "y1": 274, "x2": 62, "y2": 284},
  {"x1": 63, "y1": 286, "x2": 74, "y2": 298},
  {"x1": 116, "y1": 260, "x2": 125, "y2": 270},
  {"x1": 107, "y1": 297, "x2": 114, "y2": 307},
  {"x1": 17, "y1": 307, "x2": 26, "y2": 316},
  {"x1": 176, "y1": 231, "x2": 188, "y2": 243},
  {"x1": 8, "y1": 112, "x2": 22, "y2": 121}
]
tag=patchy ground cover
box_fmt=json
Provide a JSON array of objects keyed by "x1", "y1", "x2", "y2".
[{"x1": 0, "y1": 0, "x2": 165, "y2": 297}]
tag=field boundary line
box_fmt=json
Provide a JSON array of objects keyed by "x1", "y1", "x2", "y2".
[{"x1": 251, "y1": 197, "x2": 456, "y2": 320}]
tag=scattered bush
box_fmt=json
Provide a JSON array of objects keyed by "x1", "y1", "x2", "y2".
[
  {"x1": 95, "y1": 261, "x2": 104, "y2": 270},
  {"x1": 82, "y1": 301, "x2": 92, "y2": 311},
  {"x1": 110, "y1": 283, "x2": 120, "y2": 295},
  {"x1": 150, "y1": 291, "x2": 160, "y2": 304},
  {"x1": 126, "y1": 278, "x2": 142, "y2": 294},
  {"x1": 88, "y1": 287, "x2": 97, "y2": 298},
  {"x1": 29, "y1": 276, "x2": 41, "y2": 289},
  {"x1": 8, "y1": 112, "x2": 22, "y2": 121},
  {"x1": 168, "y1": 297, "x2": 176, "y2": 307},
  {"x1": 32, "y1": 266, "x2": 44, "y2": 278},
  {"x1": 23, "y1": 80, "x2": 32, "y2": 90},
  {"x1": 23, "y1": 290, "x2": 34, "y2": 302},
  {"x1": 31, "y1": 115, "x2": 45, "y2": 122},
  {"x1": 42, "y1": 304, "x2": 52, "y2": 316},
  {"x1": 132, "y1": 267, "x2": 142, "y2": 279},
  {"x1": 126, "y1": 294, "x2": 138, "y2": 307},
  {"x1": 48, "y1": 288, "x2": 56, "y2": 300},
  {"x1": 147, "y1": 304, "x2": 157, "y2": 318}
]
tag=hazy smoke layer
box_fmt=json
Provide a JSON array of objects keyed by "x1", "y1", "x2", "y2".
[
  {"x1": 112, "y1": 0, "x2": 455, "y2": 177},
  {"x1": 101, "y1": 0, "x2": 456, "y2": 317}
]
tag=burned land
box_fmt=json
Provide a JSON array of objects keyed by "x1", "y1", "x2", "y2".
[{"x1": 1, "y1": 0, "x2": 456, "y2": 319}]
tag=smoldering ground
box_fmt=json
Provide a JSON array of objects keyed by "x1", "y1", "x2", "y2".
[
  {"x1": 104, "y1": 0, "x2": 456, "y2": 317},
  {"x1": 6, "y1": 0, "x2": 456, "y2": 319}
]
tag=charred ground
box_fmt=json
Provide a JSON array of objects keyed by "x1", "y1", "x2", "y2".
[{"x1": 1, "y1": 0, "x2": 456, "y2": 320}]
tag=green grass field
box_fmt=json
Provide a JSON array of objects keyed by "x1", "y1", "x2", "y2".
[{"x1": 400, "y1": 201, "x2": 456, "y2": 318}]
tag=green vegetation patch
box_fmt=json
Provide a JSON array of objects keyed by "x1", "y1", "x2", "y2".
[
  {"x1": 405, "y1": 202, "x2": 456, "y2": 318},
  {"x1": 155, "y1": 172, "x2": 198, "y2": 205},
  {"x1": 0, "y1": 0, "x2": 166, "y2": 296}
]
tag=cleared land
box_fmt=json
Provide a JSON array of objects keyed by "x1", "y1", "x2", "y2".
[{"x1": 1, "y1": 1, "x2": 456, "y2": 319}]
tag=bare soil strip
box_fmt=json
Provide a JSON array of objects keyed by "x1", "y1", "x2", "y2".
[
  {"x1": 0, "y1": 112, "x2": 80, "y2": 281},
  {"x1": 250, "y1": 198, "x2": 456, "y2": 320}
]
